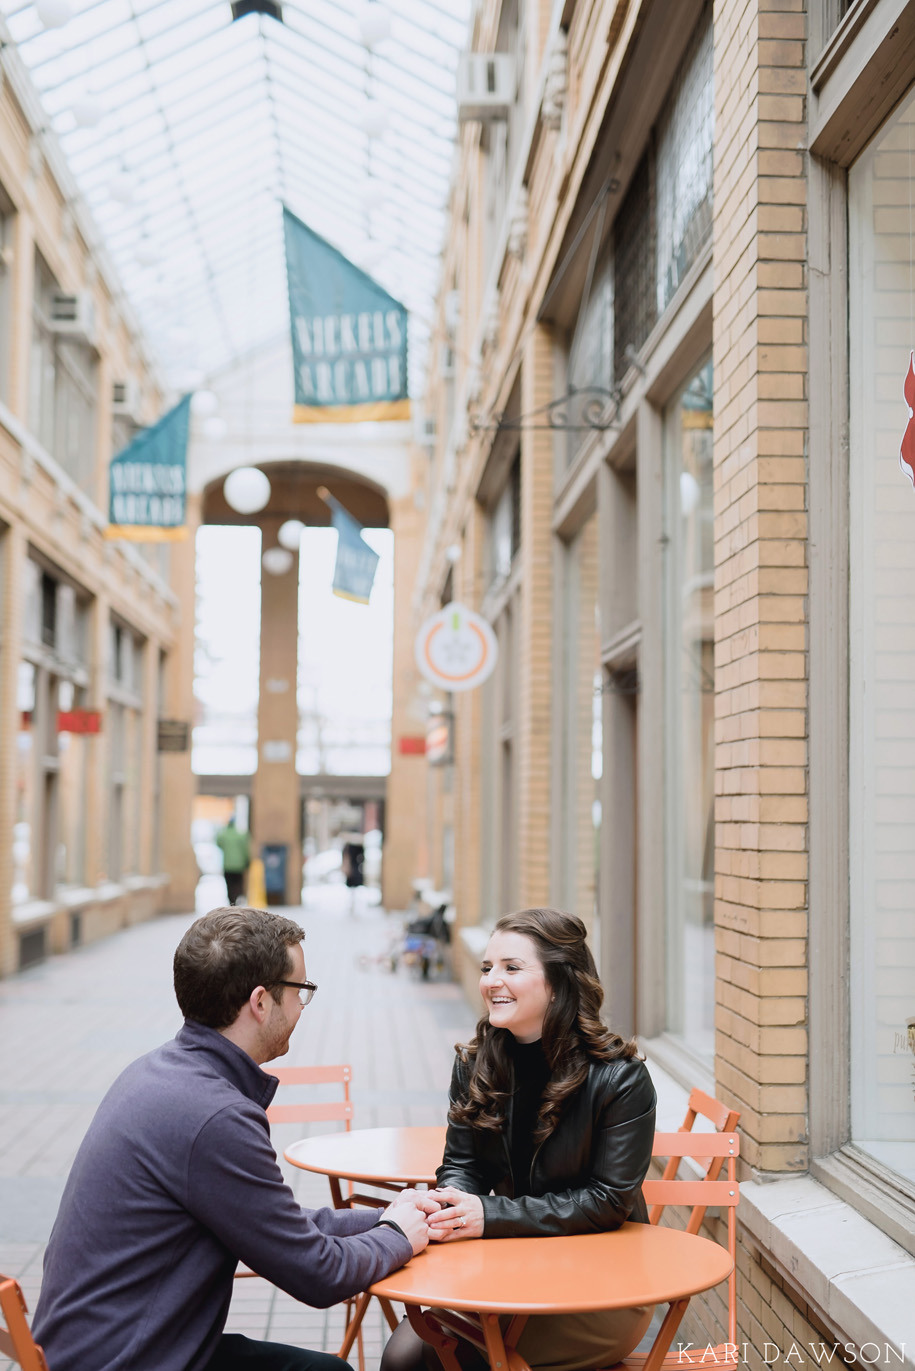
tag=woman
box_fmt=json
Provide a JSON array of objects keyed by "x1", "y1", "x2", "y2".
[{"x1": 382, "y1": 907, "x2": 657, "y2": 1371}]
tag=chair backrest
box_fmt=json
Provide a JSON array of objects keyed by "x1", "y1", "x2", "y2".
[
  {"x1": 0, "y1": 1275, "x2": 49, "y2": 1371},
  {"x1": 643, "y1": 1132, "x2": 740, "y2": 1347},
  {"x1": 264, "y1": 1063, "x2": 353, "y2": 1127},
  {"x1": 649, "y1": 1088, "x2": 741, "y2": 1231}
]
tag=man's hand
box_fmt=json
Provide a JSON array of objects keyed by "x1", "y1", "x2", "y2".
[
  {"x1": 425, "y1": 1187, "x2": 484, "y2": 1241},
  {"x1": 381, "y1": 1194, "x2": 434, "y2": 1255}
]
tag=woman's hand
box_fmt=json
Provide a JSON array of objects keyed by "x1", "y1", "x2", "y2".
[{"x1": 425, "y1": 1187, "x2": 485, "y2": 1241}]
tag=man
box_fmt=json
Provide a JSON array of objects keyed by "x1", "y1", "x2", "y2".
[
  {"x1": 32, "y1": 907, "x2": 434, "y2": 1371},
  {"x1": 216, "y1": 817, "x2": 251, "y2": 906}
]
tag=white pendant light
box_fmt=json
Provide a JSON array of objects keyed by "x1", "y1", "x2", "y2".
[
  {"x1": 262, "y1": 547, "x2": 294, "y2": 576},
  {"x1": 72, "y1": 95, "x2": 104, "y2": 129},
  {"x1": 356, "y1": 1, "x2": 392, "y2": 48},
  {"x1": 36, "y1": 0, "x2": 73, "y2": 28},
  {"x1": 191, "y1": 389, "x2": 219, "y2": 418},
  {"x1": 356, "y1": 100, "x2": 391, "y2": 139},
  {"x1": 679, "y1": 470, "x2": 700, "y2": 518},
  {"x1": 277, "y1": 518, "x2": 306, "y2": 550},
  {"x1": 224, "y1": 467, "x2": 270, "y2": 515}
]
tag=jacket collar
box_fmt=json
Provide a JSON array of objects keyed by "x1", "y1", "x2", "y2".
[{"x1": 176, "y1": 1019, "x2": 279, "y2": 1110}]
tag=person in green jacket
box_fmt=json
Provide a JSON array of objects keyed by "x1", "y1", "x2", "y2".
[{"x1": 215, "y1": 818, "x2": 250, "y2": 906}]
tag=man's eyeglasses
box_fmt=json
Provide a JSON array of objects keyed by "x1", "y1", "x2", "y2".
[{"x1": 275, "y1": 980, "x2": 318, "y2": 1007}]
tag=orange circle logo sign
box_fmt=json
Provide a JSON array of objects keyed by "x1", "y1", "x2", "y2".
[{"x1": 414, "y1": 602, "x2": 499, "y2": 692}]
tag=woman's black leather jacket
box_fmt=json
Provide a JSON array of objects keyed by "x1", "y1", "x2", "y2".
[{"x1": 436, "y1": 1052, "x2": 656, "y2": 1238}]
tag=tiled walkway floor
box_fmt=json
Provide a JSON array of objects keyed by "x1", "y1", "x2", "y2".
[{"x1": 0, "y1": 887, "x2": 476, "y2": 1369}]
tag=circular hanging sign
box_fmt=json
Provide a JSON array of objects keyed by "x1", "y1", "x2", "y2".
[{"x1": 414, "y1": 602, "x2": 498, "y2": 692}]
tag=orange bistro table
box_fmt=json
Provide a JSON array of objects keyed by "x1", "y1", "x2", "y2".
[
  {"x1": 285, "y1": 1125, "x2": 448, "y2": 1359},
  {"x1": 284, "y1": 1125, "x2": 447, "y2": 1209},
  {"x1": 368, "y1": 1224, "x2": 734, "y2": 1371}
]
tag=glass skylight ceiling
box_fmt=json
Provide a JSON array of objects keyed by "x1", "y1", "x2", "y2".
[{"x1": 2, "y1": 0, "x2": 470, "y2": 390}]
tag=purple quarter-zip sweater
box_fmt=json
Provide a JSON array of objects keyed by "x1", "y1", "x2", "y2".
[{"x1": 32, "y1": 1021, "x2": 412, "y2": 1371}]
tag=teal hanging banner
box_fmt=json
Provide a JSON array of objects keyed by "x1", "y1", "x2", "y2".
[
  {"x1": 283, "y1": 206, "x2": 410, "y2": 424},
  {"x1": 326, "y1": 494, "x2": 380, "y2": 604},
  {"x1": 106, "y1": 394, "x2": 190, "y2": 542}
]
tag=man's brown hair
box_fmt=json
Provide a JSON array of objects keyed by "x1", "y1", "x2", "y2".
[{"x1": 173, "y1": 907, "x2": 305, "y2": 1030}]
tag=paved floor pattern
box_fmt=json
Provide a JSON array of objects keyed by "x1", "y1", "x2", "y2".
[{"x1": 0, "y1": 887, "x2": 476, "y2": 1369}]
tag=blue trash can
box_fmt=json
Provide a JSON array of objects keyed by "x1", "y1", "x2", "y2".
[{"x1": 262, "y1": 844, "x2": 288, "y2": 902}]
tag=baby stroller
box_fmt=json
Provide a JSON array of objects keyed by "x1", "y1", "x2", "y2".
[{"x1": 401, "y1": 903, "x2": 451, "y2": 980}]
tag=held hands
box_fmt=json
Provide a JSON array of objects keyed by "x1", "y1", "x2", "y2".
[
  {"x1": 382, "y1": 1189, "x2": 441, "y2": 1256},
  {"x1": 425, "y1": 1187, "x2": 485, "y2": 1241}
]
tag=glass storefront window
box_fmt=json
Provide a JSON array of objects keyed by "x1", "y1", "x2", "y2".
[
  {"x1": 13, "y1": 662, "x2": 36, "y2": 904},
  {"x1": 848, "y1": 86, "x2": 915, "y2": 1187},
  {"x1": 57, "y1": 680, "x2": 88, "y2": 888},
  {"x1": 558, "y1": 517, "x2": 601, "y2": 937},
  {"x1": 663, "y1": 358, "x2": 715, "y2": 1060}
]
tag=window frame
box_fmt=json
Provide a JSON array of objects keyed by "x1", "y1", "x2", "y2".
[{"x1": 807, "y1": 0, "x2": 915, "y2": 1256}]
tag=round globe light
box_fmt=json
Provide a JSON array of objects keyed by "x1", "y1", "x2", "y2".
[
  {"x1": 72, "y1": 96, "x2": 104, "y2": 129},
  {"x1": 679, "y1": 470, "x2": 701, "y2": 518},
  {"x1": 36, "y1": 0, "x2": 72, "y2": 28},
  {"x1": 191, "y1": 389, "x2": 219, "y2": 418},
  {"x1": 224, "y1": 467, "x2": 271, "y2": 515},
  {"x1": 203, "y1": 417, "x2": 227, "y2": 441},
  {"x1": 357, "y1": 1, "x2": 392, "y2": 48},
  {"x1": 356, "y1": 100, "x2": 391, "y2": 139},
  {"x1": 277, "y1": 518, "x2": 306, "y2": 551},
  {"x1": 262, "y1": 547, "x2": 294, "y2": 576}
]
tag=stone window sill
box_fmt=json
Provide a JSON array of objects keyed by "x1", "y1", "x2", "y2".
[{"x1": 644, "y1": 1054, "x2": 915, "y2": 1367}]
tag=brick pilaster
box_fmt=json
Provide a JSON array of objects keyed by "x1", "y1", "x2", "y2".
[
  {"x1": 517, "y1": 325, "x2": 555, "y2": 908},
  {"x1": 712, "y1": 0, "x2": 809, "y2": 1173}
]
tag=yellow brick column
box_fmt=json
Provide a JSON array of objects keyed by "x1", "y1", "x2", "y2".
[
  {"x1": 713, "y1": 0, "x2": 809, "y2": 1173},
  {"x1": 252, "y1": 517, "x2": 300, "y2": 906},
  {"x1": 384, "y1": 483, "x2": 428, "y2": 912},
  {"x1": 159, "y1": 494, "x2": 202, "y2": 913},
  {"x1": 517, "y1": 325, "x2": 555, "y2": 908},
  {"x1": 454, "y1": 500, "x2": 487, "y2": 929},
  {"x1": 0, "y1": 523, "x2": 26, "y2": 976}
]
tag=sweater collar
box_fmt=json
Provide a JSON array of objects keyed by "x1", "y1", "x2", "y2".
[{"x1": 176, "y1": 1019, "x2": 279, "y2": 1110}]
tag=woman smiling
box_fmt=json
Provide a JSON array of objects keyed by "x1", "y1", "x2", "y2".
[{"x1": 381, "y1": 907, "x2": 657, "y2": 1371}]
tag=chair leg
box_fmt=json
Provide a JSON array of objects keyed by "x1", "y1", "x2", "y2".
[{"x1": 339, "y1": 1291, "x2": 372, "y2": 1363}]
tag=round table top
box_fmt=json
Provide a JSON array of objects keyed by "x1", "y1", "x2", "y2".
[
  {"x1": 369, "y1": 1224, "x2": 733, "y2": 1314},
  {"x1": 285, "y1": 1126, "x2": 446, "y2": 1185}
]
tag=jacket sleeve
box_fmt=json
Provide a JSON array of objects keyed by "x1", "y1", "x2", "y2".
[
  {"x1": 185, "y1": 1103, "x2": 413, "y2": 1307},
  {"x1": 480, "y1": 1058, "x2": 656, "y2": 1238},
  {"x1": 435, "y1": 1056, "x2": 503, "y2": 1195}
]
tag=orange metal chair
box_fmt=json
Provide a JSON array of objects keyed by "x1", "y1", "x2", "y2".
[
  {"x1": 648, "y1": 1089, "x2": 741, "y2": 1233},
  {"x1": 238, "y1": 1063, "x2": 392, "y2": 1371},
  {"x1": 0, "y1": 1274, "x2": 49, "y2": 1371},
  {"x1": 618, "y1": 1129, "x2": 740, "y2": 1371}
]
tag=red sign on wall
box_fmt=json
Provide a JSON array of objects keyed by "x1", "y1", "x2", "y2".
[
  {"x1": 57, "y1": 709, "x2": 102, "y2": 734},
  {"x1": 398, "y1": 736, "x2": 426, "y2": 755}
]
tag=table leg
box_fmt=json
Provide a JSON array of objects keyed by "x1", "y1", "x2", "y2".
[
  {"x1": 638, "y1": 1299, "x2": 691, "y2": 1371},
  {"x1": 403, "y1": 1305, "x2": 532, "y2": 1371},
  {"x1": 405, "y1": 1302, "x2": 463, "y2": 1371}
]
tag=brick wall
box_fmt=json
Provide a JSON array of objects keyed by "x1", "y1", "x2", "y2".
[
  {"x1": 517, "y1": 325, "x2": 556, "y2": 908},
  {"x1": 712, "y1": 0, "x2": 810, "y2": 1175}
]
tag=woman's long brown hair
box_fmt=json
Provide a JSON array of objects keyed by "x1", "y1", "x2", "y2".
[{"x1": 449, "y1": 907, "x2": 640, "y2": 1146}]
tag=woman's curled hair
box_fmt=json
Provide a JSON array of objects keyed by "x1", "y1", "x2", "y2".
[{"x1": 449, "y1": 907, "x2": 640, "y2": 1146}]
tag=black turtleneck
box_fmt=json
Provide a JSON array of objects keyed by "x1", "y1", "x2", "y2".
[{"x1": 507, "y1": 1036, "x2": 552, "y2": 1196}]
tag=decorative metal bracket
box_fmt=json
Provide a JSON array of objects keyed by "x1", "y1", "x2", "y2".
[{"x1": 469, "y1": 385, "x2": 621, "y2": 434}]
